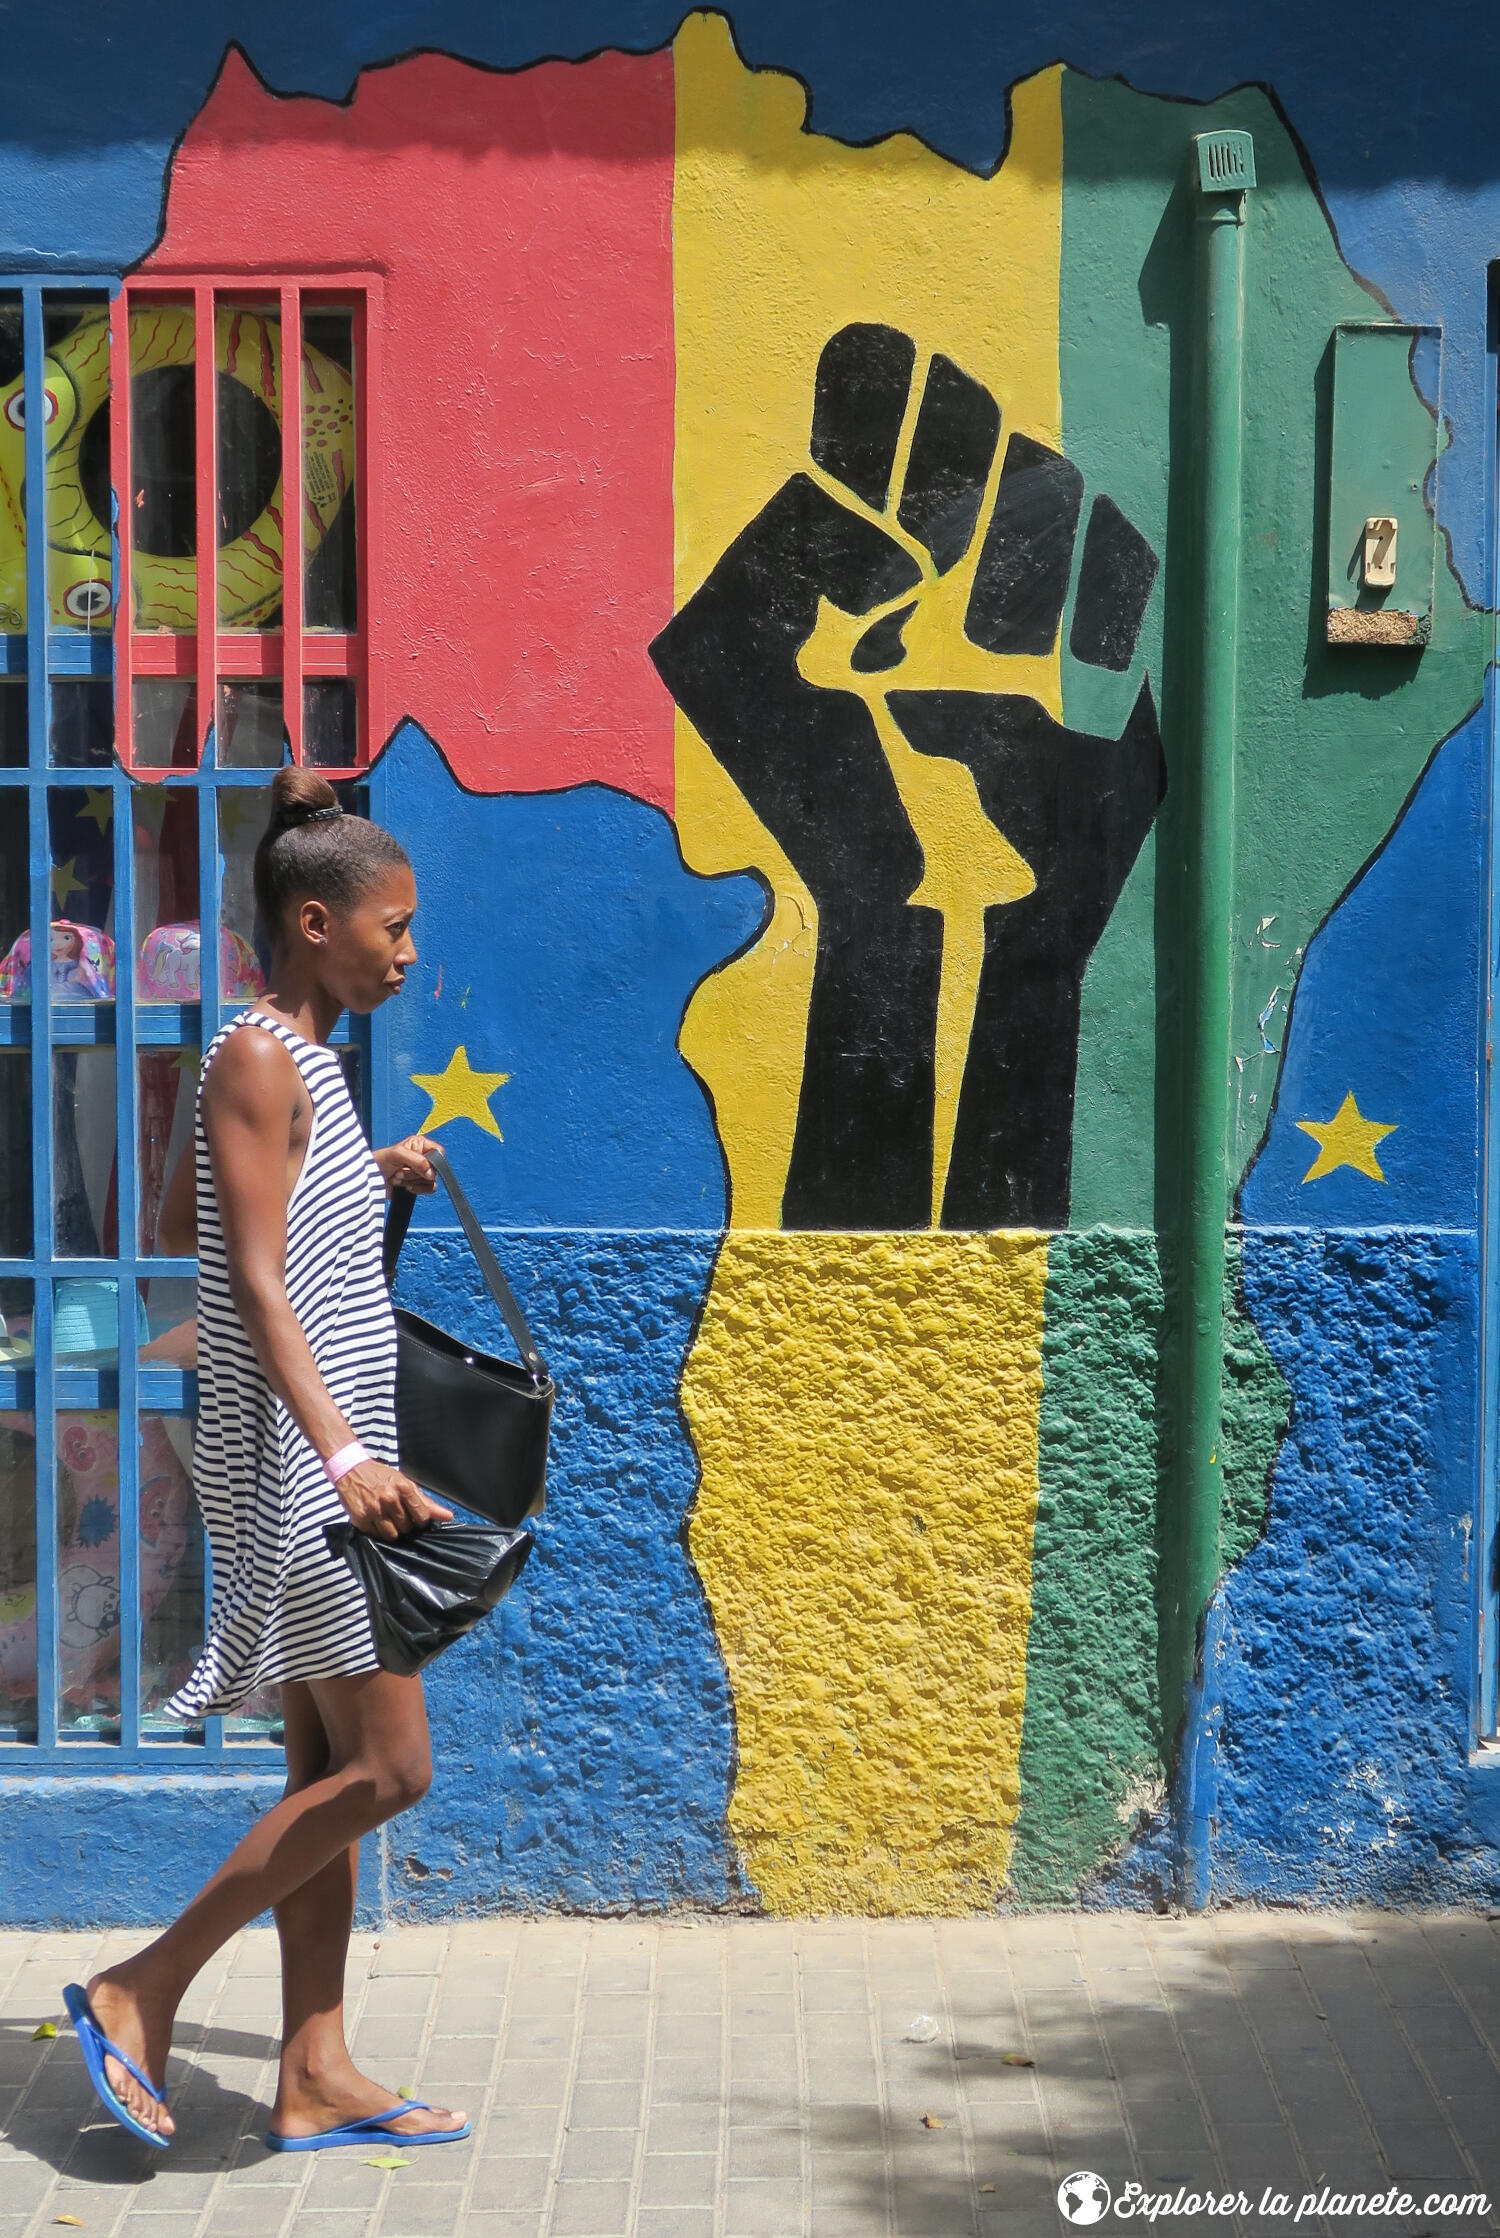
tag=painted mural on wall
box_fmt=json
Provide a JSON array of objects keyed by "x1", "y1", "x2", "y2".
[
  {"x1": 67, "y1": 9, "x2": 1489, "y2": 1919},
  {"x1": 651, "y1": 315, "x2": 1163, "y2": 1234}
]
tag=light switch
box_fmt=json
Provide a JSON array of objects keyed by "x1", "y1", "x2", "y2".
[{"x1": 1362, "y1": 515, "x2": 1398, "y2": 590}]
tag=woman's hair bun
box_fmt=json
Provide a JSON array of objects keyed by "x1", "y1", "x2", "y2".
[
  {"x1": 267, "y1": 765, "x2": 341, "y2": 835},
  {"x1": 252, "y1": 765, "x2": 409, "y2": 941}
]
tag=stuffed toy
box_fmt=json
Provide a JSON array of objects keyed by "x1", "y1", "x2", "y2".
[
  {"x1": 137, "y1": 921, "x2": 264, "y2": 1002},
  {"x1": 0, "y1": 921, "x2": 115, "y2": 1000}
]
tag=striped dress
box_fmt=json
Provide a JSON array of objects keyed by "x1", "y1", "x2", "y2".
[{"x1": 165, "y1": 1011, "x2": 392, "y2": 1718}]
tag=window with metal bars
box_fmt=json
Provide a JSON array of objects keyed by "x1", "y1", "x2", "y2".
[{"x1": 0, "y1": 278, "x2": 370, "y2": 1765}]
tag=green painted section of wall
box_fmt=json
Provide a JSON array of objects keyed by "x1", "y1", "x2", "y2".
[
  {"x1": 1221, "y1": 1235, "x2": 1292, "y2": 1570},
  {"x1": 1012, "y1": 1232, "x2": 1290, "y2": 1905},
  {"x1": 1011, "y1": 1230, "x2": 1162, "y2": 1905},
  {"x1": 1061, "y1": 72, "x2": 1489, "y2": 1226},
  {"x1": 1326, "y1": 323, "x2": 1438, "y2": 631}
]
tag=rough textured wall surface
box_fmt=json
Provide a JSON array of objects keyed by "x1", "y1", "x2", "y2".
[
  {"x1": 1215, "y1": 1233, "x2": 1487, "y2": 1903},
  {"x1": 684, "y1": 1232, "x2": 1047, "y2": 1915},
  {"x1": 390, "y1": 1232, "x2": 736, "y2": 1915},
  {"x1": 1009, "y1": 1235, "x2": 1289, "y2": 1908},
  {"x1": 1009, "y1": 1230, "x2": 1161, "y2": 1906},
  {"x1": 0, "y1": 1776, "x2": 292, "y2": 1928},
  {"x1": 1220, "y1": 1238, "x2": 1294, "y2": 1575}
]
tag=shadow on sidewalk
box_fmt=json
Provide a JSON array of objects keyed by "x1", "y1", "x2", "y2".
[{"x1": 0, "y1": 2016, "x2": 276, "y2": 2184}]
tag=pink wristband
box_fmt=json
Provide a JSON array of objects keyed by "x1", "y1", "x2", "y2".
[{"x1": 325, "y1": 1442, "x2": 373, "y2": 1486}]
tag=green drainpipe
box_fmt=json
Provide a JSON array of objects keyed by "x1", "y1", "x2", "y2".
[{"x1": 1168, "y1": 130, "x2": 1255, "y2": 1910}]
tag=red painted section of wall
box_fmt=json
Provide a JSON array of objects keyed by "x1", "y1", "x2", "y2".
[{"x1": 144, "y1": 46, "x2": 676, "y2": 808}]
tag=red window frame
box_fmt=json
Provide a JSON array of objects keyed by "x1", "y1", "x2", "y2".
[{"x1": 110, "y1": 274, "x2": 380, "y2": 774}]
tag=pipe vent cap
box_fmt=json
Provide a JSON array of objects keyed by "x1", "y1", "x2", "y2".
[{"x1": 1195, "y1": 130, "x2": 1256, "y2": 194}]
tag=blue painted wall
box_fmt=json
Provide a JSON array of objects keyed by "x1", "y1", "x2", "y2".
[
  {"x1": 392, "y1": 1231, "x2": 736, "y2": 1913},
  {"x1": 1242, "y1": 693, "x2": 1488, "y2": 1236},
  {"x1": 1216, "y1": 1230, "x2": 1484, "y2": 1902},
  {"x1": 375, "y1": 723, "x2": 763, "y2": 1233},
  {"x1": 1209, "y1": 696, "x2": 1492, "y2": 1903},
  {"x1": 1097, "y1": 696, "x2": 1495, "y2": 1911}
]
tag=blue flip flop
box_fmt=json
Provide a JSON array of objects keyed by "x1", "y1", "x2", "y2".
[
  {"x1": 62, "y1": 1982, "x2": 170, "y2": 2151},
  {"x1": 266, "y1": 2100, "x2": 472, "y2": 2152}
]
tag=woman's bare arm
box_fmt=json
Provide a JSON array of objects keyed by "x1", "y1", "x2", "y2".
[{"x1": 200, "y1": 1028, "x2": 447, "y2": 1540}]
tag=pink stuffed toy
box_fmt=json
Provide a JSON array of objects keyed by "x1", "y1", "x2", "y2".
[{"x1": 137, "y1": 921, "x2": 264, "y2": 1002}]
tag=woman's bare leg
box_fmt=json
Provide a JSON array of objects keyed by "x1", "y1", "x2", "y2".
[
  {"x1": 81, "y1": 1668, "x2": 436, "y2": 2137},
  {"x1": 269, "y1": 1682, "x2": 463, "y2": 2141}
]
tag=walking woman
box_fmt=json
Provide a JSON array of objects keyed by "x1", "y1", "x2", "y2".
[{"x1": 64, "y1": 767, "x2": 468, "y2": 2152}]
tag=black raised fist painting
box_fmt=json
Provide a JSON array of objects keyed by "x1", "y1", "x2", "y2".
[{"x1": 651, "y1": 322, "x2": 1164, "y2": 1232}]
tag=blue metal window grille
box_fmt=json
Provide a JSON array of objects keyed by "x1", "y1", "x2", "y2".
[{"x1": 0, "y1": 280, "x2": 368, "y2": 1767}]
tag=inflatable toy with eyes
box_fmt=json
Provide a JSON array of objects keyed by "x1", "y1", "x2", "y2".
[{"x1": 0, "y1": 305, "x2": 353, "y2": 635}]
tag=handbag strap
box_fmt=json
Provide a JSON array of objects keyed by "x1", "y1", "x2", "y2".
[{"x1": 383, "y1": 1143, "x2": 549, "y2": 1384}]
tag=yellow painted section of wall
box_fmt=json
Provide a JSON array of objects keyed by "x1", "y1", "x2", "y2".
[
  {"x1": 671, "y1": 17, "x2": 1064, "y2": 1225},
  {"x1": 684, "y1": 1230, "x2": 1049, "y2": 1913}
]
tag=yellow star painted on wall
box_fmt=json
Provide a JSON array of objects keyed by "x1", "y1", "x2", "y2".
[
  {"x1": 1296, "y1": 1092, "x2": 1396, "y2": 1184},
  {"x1": 409, "y1": 1044, "x2": 510, "y2": 1140},
  {"x1": 78, "y1": 788, "x2": 113, "y2": 834},
  {"x1": 50, "y1": 857, "x2": 85, "y2": 909}
]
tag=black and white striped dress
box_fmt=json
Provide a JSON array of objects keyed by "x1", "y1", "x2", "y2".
[{"x1": 166, "y1": 1011, "x2": 391, "y2": 1718}]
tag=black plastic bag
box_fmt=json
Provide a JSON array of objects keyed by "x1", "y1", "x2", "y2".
[{"x1": 324, "y1": 1518, "x2": 533, "y2": 1678}]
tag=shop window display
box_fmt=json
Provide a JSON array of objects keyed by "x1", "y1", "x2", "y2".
[
  {"x1": 0, "y1": 279, "x2": 367, "y2": 1762},
  {"x1": 118, "y1": 286, "x2": 366, "y2": 769},
  {"x1": 0, "y1": 1399, "x2": 202, "y2": 1741}
]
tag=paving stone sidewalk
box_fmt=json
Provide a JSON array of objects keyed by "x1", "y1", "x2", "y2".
[{"x1": 2, "y1": 1911, "x2": 1499, "y2": 2238}]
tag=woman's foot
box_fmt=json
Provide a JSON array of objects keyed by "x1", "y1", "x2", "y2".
[
  {"x1": 271, "y1": 2056, "x2": 465, "y2": 2142},
  {"x1": 84, "y1": 1968, "x2": 177, "y2": 2139}
]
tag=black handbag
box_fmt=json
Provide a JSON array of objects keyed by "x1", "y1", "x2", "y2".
[
  {"x1": 325, "y1": 1517, "x2": 533, "y2": 1677},
  {"x1": 382, "y1": 1144, "x2": 554, "y2": 1529}
]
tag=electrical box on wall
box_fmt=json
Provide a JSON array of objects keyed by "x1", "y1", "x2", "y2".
[{"x1": 1326, "y1": 322, "x2": 1440, "y2": 648}]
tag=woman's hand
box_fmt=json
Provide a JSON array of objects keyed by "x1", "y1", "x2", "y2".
[
  {"x1": 374, "y1": 1135, "x2": 440, "y2": 1196},
  {"x1": 337, "y1": 1458, "x2": 451, "y2": 1542}
]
